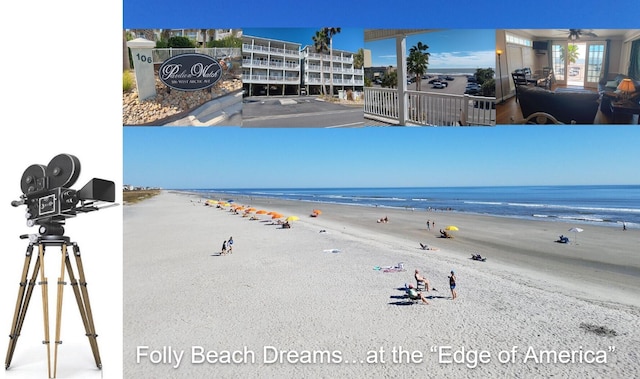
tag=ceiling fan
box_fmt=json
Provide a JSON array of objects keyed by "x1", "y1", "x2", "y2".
[{"x1": 561, "y1": 29, "x2": 598, "y2": 40}]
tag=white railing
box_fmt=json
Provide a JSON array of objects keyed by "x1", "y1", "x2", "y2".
[
  {"x1": 244, "y1": 75, "x2": 300, "y2": 83},
  {"x1": 242, "y1": 44, "x2": 300, "y2": 57},
  {"x1": 305, "y1": 52, "x2": 354, "y2": 63},
  {"x1": 305, "y1": 78, "x2": 364, "y2": 86},
  {"x1": 364, "y1": 88, "x2": 496, "y2": 126},
  {"x1": 153, "y1": 48, "x2": 240, "y2": 62},
  {"x1": 243, "y1": 59, "x2": 300, "y2": 70}
]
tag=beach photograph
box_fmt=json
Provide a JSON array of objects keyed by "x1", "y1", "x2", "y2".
[{"x1": 123, "y1": 127, "x2": 640, "y2": 378}]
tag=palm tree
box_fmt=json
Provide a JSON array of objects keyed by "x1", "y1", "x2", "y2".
[
  {"x1": 313, "y1": 29, "x2": 329, "y2": 95},
  {"x1": 561, "y1": 44, "x2": 580, "y2": 64},
  {"x1": 407, "y1": 42, "x2": 430, "y2": 91},
  {"x1": 353, "y1": 48, "x2": 364, "y2": 69},
  {"x1": 323, "y1": 27, "x2": 341, "y2": 96}
]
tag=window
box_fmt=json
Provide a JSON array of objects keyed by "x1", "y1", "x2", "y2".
[{"x1": 506, "y1": 33, "x2": 532, "y2": 47}]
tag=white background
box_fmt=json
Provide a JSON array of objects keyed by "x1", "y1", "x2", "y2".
[{"x1": 1, "y1": 2, "x2": 123, "y2": 378}]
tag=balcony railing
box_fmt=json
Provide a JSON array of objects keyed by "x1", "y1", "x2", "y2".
[
  {"x1": 305, "y1": 52, "x2": 353, "y2": 63},
  {"x1": 364, "y1": 87, "x2": 496, "y2": 126},
  {"x1": 305, "y1": 65, "x2": 364, "y2": 75},
  {"x1": 305, "y1": 78, "x2": 364, "y2": 86},
  {"x1": 242, "y1": 44, "x2": 300, "y2": 57},
  {"x1": 243, "y1": 59, "x2": 300, "y2": 70},
  {"x1": 152, "y1": 47, "x2": 240, "y2": 62},
  {"x1": 244, "y1": 74, "x2": 300, "y2": 83}
]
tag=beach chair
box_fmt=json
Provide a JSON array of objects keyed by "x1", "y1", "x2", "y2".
[{"x1": 406, "y1": 287, "x2": 422, "y2": 303}]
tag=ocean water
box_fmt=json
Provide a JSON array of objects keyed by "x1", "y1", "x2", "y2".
[{"x1": 192, "y1": 185, "x2": 640, "y2": 228}]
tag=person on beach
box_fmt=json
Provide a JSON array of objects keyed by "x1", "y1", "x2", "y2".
[
  {"x1": 426, "y1": 220, "x2": 431, "y2": 230},
  {"x1": 415, "y1": 269, "x2": 430, "y2": 291},
  {"x1": 221, "y1": 240, "x2": 227, "y2": 255},
  {"x1": 406, "y1": 284, "x2": 429, "y2": 304},
  {"x1": 449, "y1": 271, "x2": 457, "y2": 300},
  {"x1": 228, "y1": 236, "x2": 234, "y2": 254}
]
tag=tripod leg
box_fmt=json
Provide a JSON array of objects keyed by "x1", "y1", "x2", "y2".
[
  {"x1": 38, "y1": 243, "x2": 52, "y2": 378},
  {"x1": 5, "y1": 243, "x2": 35, "y2": 369},
  {"x1": 53, "y1": 243, "x2": 68, "y2": 378},
  {"x1": 67, "y1": 243, "x2": 102, "y2": 369}
]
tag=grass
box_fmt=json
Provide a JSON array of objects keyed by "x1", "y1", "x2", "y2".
[
  {"x1": 123, "y1": 70, "x2": 134, "y2": 92},
  {"x1": 123, "y1": 190, "x2": 160, "y2": 204}
]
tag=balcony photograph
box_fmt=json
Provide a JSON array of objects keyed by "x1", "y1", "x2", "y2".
[
  {"x1": 363, "y1": 29, "x2": 497, "y2": 126},
  {"x1": 241, "y1": 28, "x2": 366, "y2": 128}
]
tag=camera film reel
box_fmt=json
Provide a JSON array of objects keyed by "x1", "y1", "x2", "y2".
[{"x1": 20, "y1": 154, "x2": 81, "y2": 195}]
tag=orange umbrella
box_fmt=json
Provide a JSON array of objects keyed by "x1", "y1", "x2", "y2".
[
  {"x1": 271, "y1": 213, "x2": 283, "y2": 219},
  {"x1": 256, "y1": 210, "x2": 268, "y2": 214},
  {"x1": 312, "y1": 209, "x2": 322, "y2": 216}
]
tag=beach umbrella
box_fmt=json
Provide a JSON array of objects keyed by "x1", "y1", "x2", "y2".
[
  {"x1": 568, "y1": 227, "x2": 584, "y2": 244},
  {"x1": 445, "y1": 225, "x2": 459, "y2": 231},
  {"x1": 313, "y1": 209, "x2": 322, "y2": 215},
  {"x1": 286, "y1": 216, "x2": 300, "y2": 222},
  {"x1": 245, "y1": 207, "x2": 256, "y2": 213},
  {"x1": 256, "y1": 210, "x2": 268, "y2": 214},
  {"x1": 272, "y1": 213, "x2": 283, "y2": 219}
]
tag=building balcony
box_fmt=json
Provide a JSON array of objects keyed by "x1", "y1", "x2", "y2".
[{"x1": 244, "y1": 74, "x2": 301, "y2": 84}]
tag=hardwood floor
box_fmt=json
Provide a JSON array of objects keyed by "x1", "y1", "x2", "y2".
[{"x1": 495, "y1": 84, "x2": 637, "y2": 125}]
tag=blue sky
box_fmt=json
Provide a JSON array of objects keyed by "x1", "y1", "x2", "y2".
[
  {"x1": 365, "y1": 29, "x2": 496, "y2": 68},
  {"x1": 124, "y1": 127, "x2": 640, "y2": 189},
  {"x1": 243, "y1": 28, "x2": 363, "y2": 53}
]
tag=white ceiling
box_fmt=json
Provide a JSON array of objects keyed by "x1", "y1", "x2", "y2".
[{"x1": 512, "y1": 29, "x2": 634, "y2": 40}]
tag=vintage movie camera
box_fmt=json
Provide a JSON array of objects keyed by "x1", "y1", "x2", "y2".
[{"x1": 12, "y1": 153, "x2": 115, "y2": 235}]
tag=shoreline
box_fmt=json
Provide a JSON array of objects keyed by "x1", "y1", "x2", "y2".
[
  {"x1": 179, "y1": 188, "x2": 639, "y2": 229},
  {"x1": 174, "y1": 189, "x2": 640, "y2": 307},
  {"x1": 124, "y1": 190, "x2": 640, "y2": 377}
]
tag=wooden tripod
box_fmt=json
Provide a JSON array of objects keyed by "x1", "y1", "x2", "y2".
[{"x1": 5, "y1": 235, "x2": 102, "y2": 378}]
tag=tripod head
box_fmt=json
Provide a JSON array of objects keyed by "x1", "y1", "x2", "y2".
[{"x1": 12, "y1": 153, "x2": 116, "y2": 231}]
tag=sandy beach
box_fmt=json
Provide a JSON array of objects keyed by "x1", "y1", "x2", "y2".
[{"x1": 124, "y1": 191, "x2": 640, "y2": 377}]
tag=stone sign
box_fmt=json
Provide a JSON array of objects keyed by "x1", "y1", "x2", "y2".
[{"x1": 158, "y1": 53, "x2": 223, "y2": 91}]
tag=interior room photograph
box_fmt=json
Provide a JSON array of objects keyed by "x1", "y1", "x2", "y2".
[{"x1": 495, "y1": 29, "x2": 640, "y2": 125}]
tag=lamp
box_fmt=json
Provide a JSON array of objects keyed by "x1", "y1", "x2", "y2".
[
  {"x1": 496, "y1": 49, "x2": 504, "y2": 103},
  {"x1": 617, "y1": 78, "x2": 636, "y2": 102}
]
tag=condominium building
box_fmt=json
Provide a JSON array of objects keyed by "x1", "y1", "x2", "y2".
[
  {"x1": 301, "y1": 46, "x2": 364, "y2": 95},
  {"x1": 242, "y1": 35, "x2": 302, "y2": 96},
  {"x1": 242, "y1": 35, "x2": 364, "y2": 96}
]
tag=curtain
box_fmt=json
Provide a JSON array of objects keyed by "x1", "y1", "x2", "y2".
[
  {"x1": 601, "y1": 39, "x2": 610, "y2": 80},
  {"x1": 629, "y1": 39, "x2": 640, "y2": 80}
]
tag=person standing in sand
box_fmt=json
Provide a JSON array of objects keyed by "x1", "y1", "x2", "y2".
[
  {"x1": 228, "y1": 236, "x2": 234, "y2": 254},
  {"x1": 426, "y1": 220, "x2": 431, "y2": 230},
  {"x1": 448, "y1": 271, "x2": 457, "y2": 300},
  {"x1": 221, "y1": 240, "x2": 227, "y2": 255}
]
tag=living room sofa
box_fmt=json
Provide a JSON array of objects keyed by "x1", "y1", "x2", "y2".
[
  {"x1": 598, "y1": 73, "x2": 640, "y2": 114},
  {"x1": 518, "y1": 85, "x2": 600, "y2": 124}
]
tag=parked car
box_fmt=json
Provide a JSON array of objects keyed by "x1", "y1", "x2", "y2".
[
  {"x1": 428, "y1": 78, "x2": 440, "y2": 84},
  {"x1": 444, "y1": 75, "x2": 455, "y2": 81},
  {"x1": 432, "y1": 82, "x2": 446, "y2": 89},
  {"x1": 467, "y1": 76, "x2": 477, "y2": 83}
]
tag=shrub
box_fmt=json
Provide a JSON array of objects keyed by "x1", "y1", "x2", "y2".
[
  {"x1": 346, "y1": 90, "x2": 353, "y2": 101},
  {"x1": 168, "y1": 36, "x2": 194, "y2": 48},
  {"x1": 123, "y1": 70, "x2": 134, "y2": 92}
]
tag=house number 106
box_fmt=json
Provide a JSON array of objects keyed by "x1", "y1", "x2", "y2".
[{"x1": 136, "y1": 53, "x2": 152, "y2": 64}]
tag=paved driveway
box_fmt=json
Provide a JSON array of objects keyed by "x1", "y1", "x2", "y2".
[{"x1": 242, "y1": 96, "x2": 364, "y2": 128}]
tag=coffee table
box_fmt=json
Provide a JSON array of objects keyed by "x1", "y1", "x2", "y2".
[{"x1": 610, "y1": 100, "x2": 640, "y2": 124}]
